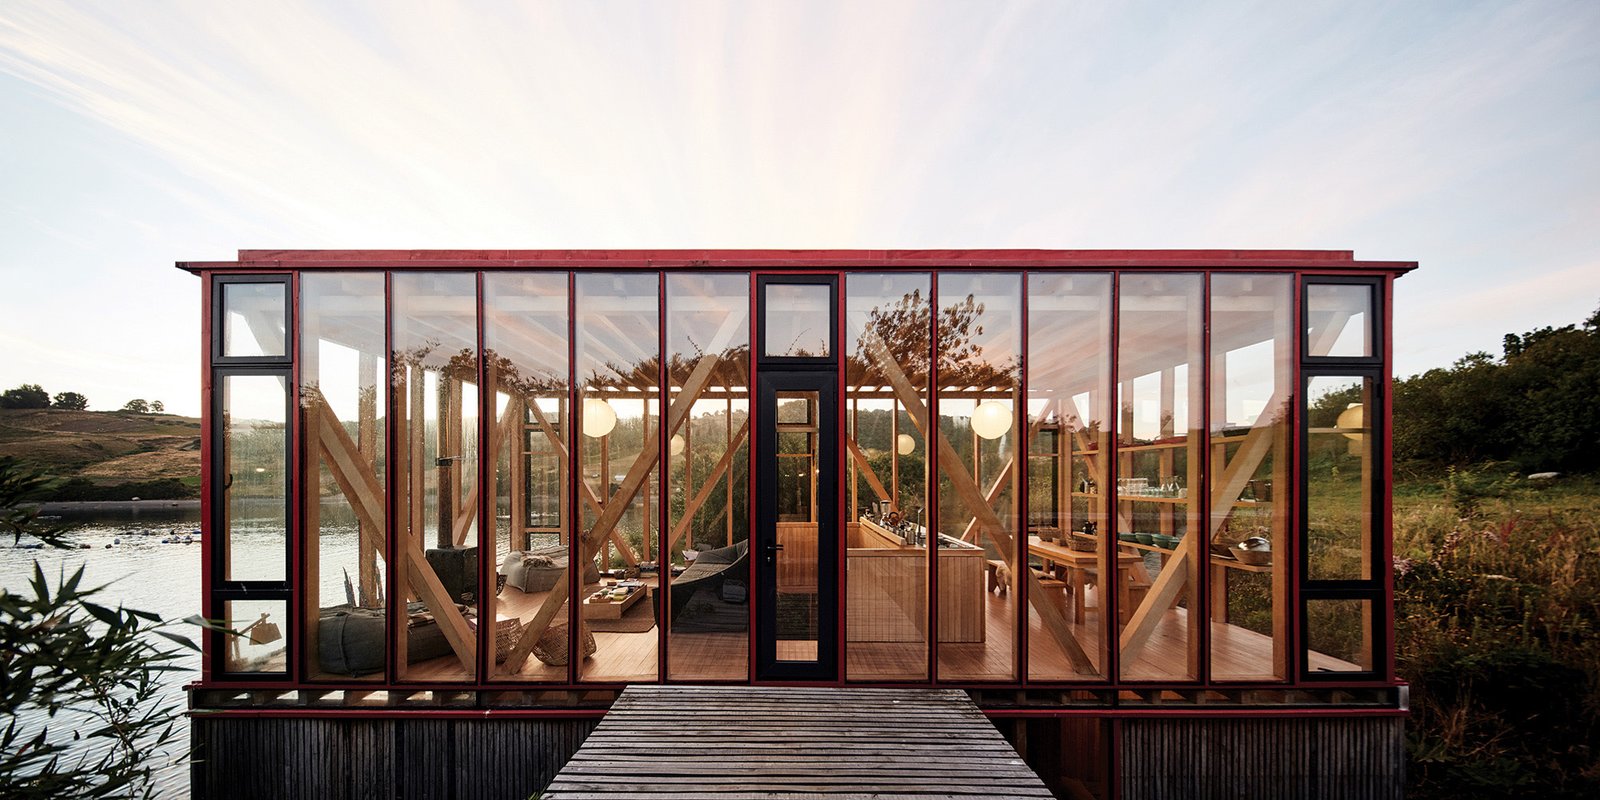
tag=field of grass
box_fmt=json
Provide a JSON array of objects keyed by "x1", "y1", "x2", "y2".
[
  {"x1": 0, "y1": 408, "x2": 201, "y2": 499},
  {"x1": 1393, "y1": 472, "x2": 1600, "y2": 798}
]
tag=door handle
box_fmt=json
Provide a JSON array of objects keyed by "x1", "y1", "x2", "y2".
[{"x1": 766, "y1": 544, "x2": 784, "y2": 552}]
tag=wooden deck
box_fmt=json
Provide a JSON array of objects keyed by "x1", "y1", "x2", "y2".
[{"x1": 543, "y1": 686, "x2": 1052, "y2": 799}]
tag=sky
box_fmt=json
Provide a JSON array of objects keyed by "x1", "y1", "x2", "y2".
[{"x1": 1, "y1": 1, "x2": 1596, "y2": 418}]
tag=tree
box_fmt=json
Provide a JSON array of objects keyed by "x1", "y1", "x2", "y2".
[
  {"x1": 0, "y1": 384, "x2": 50, "y2": 409},
  {"x1": 51, "y1": 392, "x2": 88, "y2": 411},
  {"x1": 1393, "y1": 301, "x2": 1600, "y2": 474},
  {"x1": 149, "y1": 401, "x2": 164, "y2": 414},
  {"x1": 0, "y1": 456, "x2": 198, "y2": 799},
  {"x1": 120, "y1": 399, "x2": 149, "y2": 414}
]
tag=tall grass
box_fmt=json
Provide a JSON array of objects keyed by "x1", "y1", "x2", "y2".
[{"x1": 1394, "y1": 474, "x2": 1600, "y2": 797}]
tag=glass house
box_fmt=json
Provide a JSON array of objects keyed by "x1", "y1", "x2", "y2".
[{"x1": 183, "y1": 249, "x2": 1413, "y2": 798}]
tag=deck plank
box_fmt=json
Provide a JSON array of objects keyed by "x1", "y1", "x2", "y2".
[{"x1": 544, "y1": 686, "x2": 1051, "y2": 799}]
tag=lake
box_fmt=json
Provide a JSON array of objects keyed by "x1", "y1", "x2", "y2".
[{"x1": 2, "y1": 506, "x2": 203, "y2": 799}]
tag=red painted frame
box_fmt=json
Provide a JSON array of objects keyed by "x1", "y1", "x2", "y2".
[{"x1": 185, "y1": 250, "x2": 1415, "y2": 706}]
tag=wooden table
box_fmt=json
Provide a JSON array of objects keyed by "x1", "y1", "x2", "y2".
[
  {"x1": 1028, "y1": 535, "x2": 1142, "y2": 624},
  {"x1": 581, "y1": 586, "x2": 646, "y2": 620}
]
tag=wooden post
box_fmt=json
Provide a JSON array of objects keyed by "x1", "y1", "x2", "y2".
[
  {"x1": 302, "y1": 399, "x2": 322, "y2": 676},
  {"x1": 358, "y1": 353, "x2": 379, "y2": 607}
]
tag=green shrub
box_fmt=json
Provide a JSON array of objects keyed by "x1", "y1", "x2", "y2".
[{"x1": 1396, "y1": 484, "x2": 1600, "y2": 798}]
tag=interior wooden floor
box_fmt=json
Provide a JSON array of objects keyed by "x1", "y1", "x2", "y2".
[{"x1": 401, "y1": 581, "x2": 1354, "y2": 683}]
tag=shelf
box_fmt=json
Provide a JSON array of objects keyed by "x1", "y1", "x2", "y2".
[{"x1": 1114, "y1": 495, "x2": 1187, "y2": 504}]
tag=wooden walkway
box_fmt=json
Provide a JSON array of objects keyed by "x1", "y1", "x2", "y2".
[{"x1": 544, "y1": 685, "x2": 1052, "y2": 799}]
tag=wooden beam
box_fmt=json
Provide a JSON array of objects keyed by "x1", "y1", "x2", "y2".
[
  {"x1": 668, "y1": 419, "x2": 750, "y2": 551},
  {"x1": 863, "y1": 332, "x2": 1094, "y2": 671},
  {"x1": 313, "y1": 392, "x2": 476, "y2": 673},
  {"x1": 1117, "y1": 391, "x2": 1286, "y2": 665},
  {"x1": 958, "y1": 459, "x2": 1014, "y2": 544},
  {"x1": 504, "y1": 346, "x2": 726, "y2": 671},
  {"x1": 844, "y1": 437, "x2": 892, "y2": 505},
  {"x1": 451, "y1": 397, "x2": 524, "y2": 546},
  {"x1": 525, "y1": 391, "x2": 639, "y2": 563}
]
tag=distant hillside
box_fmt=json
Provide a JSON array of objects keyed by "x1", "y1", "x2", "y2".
[{"x1": 0, "y1": 408, "x2": 202, "y2": 499}]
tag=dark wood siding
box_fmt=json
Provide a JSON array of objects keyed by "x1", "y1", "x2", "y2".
[
  {"x1": 191, "y1": 716, "x2": 596, "y2": 800},
  {"x1": 1120, "y1": 717, "x2": 1403, "y2": 799}
]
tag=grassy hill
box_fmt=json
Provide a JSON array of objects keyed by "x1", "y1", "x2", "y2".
[{"x1": 0, "y1": 408, "x2": 202, "y2": 500}]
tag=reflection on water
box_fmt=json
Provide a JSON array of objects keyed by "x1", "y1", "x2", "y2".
[{"x1": 3, "y1": 507, "x2": 202, "y2": 799}]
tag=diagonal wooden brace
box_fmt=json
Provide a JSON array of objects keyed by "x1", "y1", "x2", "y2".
[
  {"x1": 863, "y1": 332, "x2": 1094, "y2": 671},
  {"x1": 313, "y1": 394, "x2": 476, "y2": 672},
  {"x1": 504, "y1": 345, "x2": 726, "y2": 671},
  {"x1": 1117, "y1": 390, "x2": 1287, "y2": 666}
]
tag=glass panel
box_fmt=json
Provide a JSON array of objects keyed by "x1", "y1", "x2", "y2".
[
  {"x1": 1305, "y1": 598, "x2": 1374, "y2": 672},
  {"x1": 936, "y1": 272, "x2": 1020, "y2": 681},
  {"x1": 221, "y1": 373, "x2": 286, "y2": 582},
  {"x1": 776, "y1": 395, "x2": 813, "y2": 425},
  {"x1": 1306, "y1": 284, "x2": 1373, "y2": 358},
  {"x1": 665, "y1": 273, "x2": 750, "y2": 681},
  {"x1": 223, "y1": 599, "x2": 288, "y2": 674},
  {"x1": 484, "y1": 273, "x2": 570, "y2": 681},
  {"x1": 1116, "y1": 274, "x2": 1203, "y2": 681},
  {"x1": 1027, "y1": 273, "x2": 1111, "y2": 681},
  {"x1": 301, "y1": 274, "x2": 387, "y2": 680},
  {"x1": 222, "y1": 282, "x2": 287, "y2": 358},
  {"x1": 774, "y1": 390, "x2": 821, "y2": 663},
  {"x1": 1306, "y1": 376, "x2": 1375, "y2": 581},
  {"x1": 392, "y1": 273, "x2": 479, "y2": 682},
  {"x1": 576, "y1": 273, "x2": 660, "y2": 682},
  {"x1": 764, "y1": 283, "x2": 831, "y2": 357},
  {"x1": 844, "y1": 273, "x2": 930, "y2": 681},
  {"x1": 1209, "y1": 275, "x2": 1292, "y2": 681}
]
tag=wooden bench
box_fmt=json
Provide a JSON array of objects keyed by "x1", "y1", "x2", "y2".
[
  {"x1": 1031, "y1": 569, "x2": 1068, "y2": 616},
  {"x1": 985, "y1": 559, "x2": 1010, "y2": 594}
]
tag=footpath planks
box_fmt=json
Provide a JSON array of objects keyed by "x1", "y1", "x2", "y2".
[{"x1": 544, "y1": 685, "x2": 1051, "y2": 799}]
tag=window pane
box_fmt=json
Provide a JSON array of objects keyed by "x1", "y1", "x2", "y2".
[
  {"x1": 1306, "y1": 284, "x2": 1373, "y2": 358},
  {"x1": 1306, "y1": 598, "x2": 1374, "y2": 672},
  {"x1": 765, "y1": 283, "x2": 831, "y2": 357},
  {"x1": 393, "y1": 273, "x2": 479, "y2": 682},
  {"x1": 222, "y1": 373, "x2": 286, "y2": 582},
  {"x1": 1116, "y1": 274, "x2": 1203, "y2": 681},
  {"x1": 576, "y1": 273, "x2": 660, "y2": 683},
  {"x1": 223, "y1": 599, "x2": 288, "y2": 674},
  {"x1": 1306, "y1": 376, "x2": 1375, "y2": 581},
  {"x1": 1209, "y1": 274, "x2": 1292, "y2": 681},
  {"x1": 936, "y1": 272, "x2": 1020, "y2": 682},
  {"x1": 222, "y1": 282, "x2": 286, "y2": 357},
  {"x1": 1027, "y1": 272, "x2": 1111, "y2": 681},
  {"x1": 845, "y1": 273, "x2": 930, "y2": 681},
  {"x1": 775, "y1": 390, "x2": 822, "y2": 664},
  {"x1": 484, "y1": 273, "x2": 571, "y2": 681},
  {"x1": 665, "y1": 273, "x2": 750, "y2": 681},
  {"x1": 301, "y1": 273, "x2": 388, "y2": 680}
]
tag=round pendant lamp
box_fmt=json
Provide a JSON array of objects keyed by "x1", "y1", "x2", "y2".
[
  {"x1": 896, "y1": 433, "x2": 916, "y2": 455},
  {"x1": 971, "y1": 400, "x2": 1013, "y2": 440},
  {"x1": 582, "y1": 397, "x2": 617, "y2": 438}
]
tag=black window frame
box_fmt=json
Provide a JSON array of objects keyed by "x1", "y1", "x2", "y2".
[
  {"x1": 1298, "y1": 274, "x2": 1386, "y2": 682},
  {"x1": 756, "y1": 275, "x2": 839, "y2": 369},
  {"x1": 212, "y1": 275, "x2": 293, "y2": 366},
  {"x1": 208, "y1": 274, "x2": 295, "y2": 680}
]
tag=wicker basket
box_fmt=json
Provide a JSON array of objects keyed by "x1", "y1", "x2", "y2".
[
  {"x1": 1067, "y1": 535, "x2": 1096, "y2": 553},
  {"x1": 531, "y1": 622, "x2": 597, "y2": 666},
  {"x1": 493, "y1": 618, "x2": 524, "y2": 663}
]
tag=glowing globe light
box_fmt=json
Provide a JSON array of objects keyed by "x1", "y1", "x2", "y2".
[
  {"x1": 896, "y1": 433, "x2": 916, "y2": 455},
  {"x1": 971, "y1": 400, "x2": 1013, "y2": 440},
  {"x1": 1336, "y1": 403, "x2": 1364, "y2": 441},
  {"x1": 670, "y1": 433, "x2": 686, "y2": 456},
  {"x1": 581, "y1": 397, "x2": 617, "y2": 438}
]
